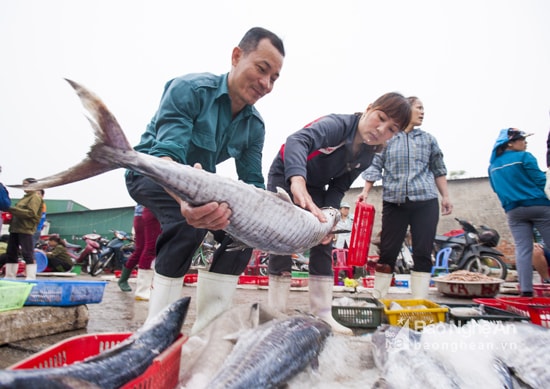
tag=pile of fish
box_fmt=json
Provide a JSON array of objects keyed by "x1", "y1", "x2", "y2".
[
  {"x1": 182, "y1": 304, "x2": 550, "y2": 389},
  {"x1": 371, "y1": 321, "x2": 550, "y2": 388},
  {"x1": 179, "y1": 303, "x2": 332, "y2": 389},
  {"x1": 12, "y1": 79, "x2": 339, "y2": 255},
  {"x1": 0, "y1": 297, "x2": 190, "y2": 389}
]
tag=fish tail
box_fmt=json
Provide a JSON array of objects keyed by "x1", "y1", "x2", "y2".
[
  {"x1": 9, "y1": 79, "x2": 133, "y2": 191},
  {"x1": 65, "y1": 78, "x2": 133, "y2": 153}
]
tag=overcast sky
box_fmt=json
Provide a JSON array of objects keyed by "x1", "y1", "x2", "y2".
[{"x1": 1, "y1": 0, "x2": 549, "y2": 209}]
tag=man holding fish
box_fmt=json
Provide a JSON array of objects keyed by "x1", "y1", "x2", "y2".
[{"x1": 125, "y1": 27, "x2": 286, "y2": 331}]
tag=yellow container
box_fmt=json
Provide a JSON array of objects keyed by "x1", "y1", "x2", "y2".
[{"x1": 381, "y1": 298, "x2": 448, "y2": 330}]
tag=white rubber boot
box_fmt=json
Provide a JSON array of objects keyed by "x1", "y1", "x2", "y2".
[
  {"x1": 309, "y1": 275, "x2": 353, "y2": 335},
  {"x1": 25, "y1": 264, "x2": 37, "y2": 280},
  {"x1": 373, "y1": 271, "x2": 393, "y2": 299},
  {"x1": 410, "y1": 271, "x2": 432, "y2": 300},
  {"x1": 4, "y1": 263, "x2": 19, "y2": 279},
  {"x1": 146, "y1": 271, "x2": 183, "y2": 323},
  {"x1": 135, "y1": 269, "x2": 154, "y2": 301},
  {"x1": 190, "y1": 269, "x2": 239, "y2": 335},
  {"x1": 267, "y1": 275, "x2": 291, "y2": 313}
]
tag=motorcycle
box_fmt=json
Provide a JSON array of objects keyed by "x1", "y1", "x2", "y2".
[
  {"x1": 90, "y1": 230, "x2": 134, "y2": 276},
  {"x1": 250, "y1": 251, "x2": 309, "y2": 276},
  {"x1": 433, "y1": 218, "x2": 508, "y2": 280},
  {"x1": 34, "y1": 233, "x2": 104, "y2": 274},
  {"x1": 70, "y1": 233, "x2": 105, "y2": 274}
]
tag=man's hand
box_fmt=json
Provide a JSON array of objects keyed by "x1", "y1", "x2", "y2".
[
  {"x1": 180, "y1": 201, "x2": 231, "y2": 230},
  {"x1": 164, "y1": 161, "x2": 232, "y2": 230},
  {"x1": 545, "y1": 170, "x2": 550, "y2": 200},
  {"x1": 320, "y1": 233, "x2": 335, "y2": 245}
]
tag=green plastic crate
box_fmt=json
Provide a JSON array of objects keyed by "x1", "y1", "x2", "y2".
[
  {"x1": 332, "y1": 297, "x2": 384, "y2": 328},
  {"x1": 0, "y1": 280, "x2": 35, "y2": 312}
]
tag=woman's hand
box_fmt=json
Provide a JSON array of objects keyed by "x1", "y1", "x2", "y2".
[{"x1": 289, "y1": 176, "x2": 327, "y2": 223}]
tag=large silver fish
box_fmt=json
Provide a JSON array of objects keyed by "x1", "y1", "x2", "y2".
[
  {"x1": 12, "y1": 79, "x2": 339, "y2": 255},
  {"x1": 0, "y1": 297, "x2": 190, "y2": 389},
  {"x1": 207, "y1": 315, "x2": 332, "y2": 389}
]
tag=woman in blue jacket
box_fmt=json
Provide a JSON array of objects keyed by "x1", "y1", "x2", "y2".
[{"x1": 488, "y1": 128, "x2": 550, "y2": 296}]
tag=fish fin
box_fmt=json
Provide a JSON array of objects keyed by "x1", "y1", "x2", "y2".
[
  {"x1": 275, "y1": 187, "x2": 293, "y2": 203},
  {"x1": 8, "y1": 158, "x2": 115, "y2": 191}
]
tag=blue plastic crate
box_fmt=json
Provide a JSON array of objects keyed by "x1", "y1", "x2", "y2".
[{"x1": 12, "y1": 280, "x2": 108, "y2": 306}]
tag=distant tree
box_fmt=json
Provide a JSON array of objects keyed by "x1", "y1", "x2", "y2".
[{"x1": 449, "y1": 170, "x2": 466, "y2": 179}]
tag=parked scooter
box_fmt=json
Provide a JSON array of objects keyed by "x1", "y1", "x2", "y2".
[
  {"x1": 433, "y1": 218, "x2": 508, "y2": 279},
  {"x1": 34, "y1": 233, "x2": 104, "y2": 274},
  {"x1": 70, "y1": 233, "x2": 105, "y2": 274},
  {"x1": 254, "y1": 251, "x2": 309, "y2": 276},
  {"x1": 90, "y1": 230, "x2": 134, "y2": 276}
]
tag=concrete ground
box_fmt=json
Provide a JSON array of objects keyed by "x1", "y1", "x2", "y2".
[{"x1": 0, "y1": 271, "x2": 522, "y2": 369}]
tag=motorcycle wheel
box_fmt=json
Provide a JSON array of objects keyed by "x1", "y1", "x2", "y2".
[
  {"x1": 463, "y1": 254, "x2": 508, "y2": 280},
  {"x1": 85, "y1": 253, "x2": 98, "y2": 274},
  {"x1": 91, "y1": 252, "x2": 114, "y2": 277},
  {"x1": 258, "y1": 253, "x2": 269, "y2": 276}
]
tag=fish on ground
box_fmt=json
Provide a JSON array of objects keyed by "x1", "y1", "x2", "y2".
[
  {"x1": 371, "y1": 324, "x2": 462, "y2": 389},
  {"x1": 180, "y1": 303, "x2": 378, "y2": 389},
  {"x1": 0, "y1": 297, "x2": 190, "y2": 389},
  {"x1": 371, "y1": 320, "x2": 550, "y2": 389},
  {"x1": 11, "y1": 79, "x2": 339, "y2": 255},
  {"x1": 179, "y1": 302, "x2": 278, "y2": 388},
  {"x1": 206, "y1": 315, "x2": 332, "y2": 389}
]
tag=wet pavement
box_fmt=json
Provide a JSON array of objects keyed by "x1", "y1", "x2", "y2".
[
  {"x1": 0, "y1": 271, "x2": 521, "y2": 369},
  {"x1": 0, "y1": 271, "x2": 308, "y2": 368}
]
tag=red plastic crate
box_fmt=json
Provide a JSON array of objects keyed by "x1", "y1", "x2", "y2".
[
  {"x1": 362, "y1": 276, "x2": 375, "y2": 288},
  {"x1": 9, "y1": 332, "x2": 187, "y2": 389},
  {"x1": 114, "y1": 269, "x2": 138, "y2": 278},
  {"x1": 184, "y1": 273, "x2": 198, "y2": 284},
  {"x1": 534, "y1": 284, "x2": 550, "y2": 297},
  {"x1": 496, "y1": 297, "x2": 550, "y2": 328},
  {"x1": 347, "y1": 202, "x2": 375, "y2": 266},
  {"x1": 238, "y1": 275, "x2": 258, "y2": 285},
  {"x1": 472, "y1": 298, "x2": 509, "y2": 310}
]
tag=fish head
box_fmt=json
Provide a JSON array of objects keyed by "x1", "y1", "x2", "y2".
[{"x1": 321, "y1": 207, "x2": 340, "y2": 228}]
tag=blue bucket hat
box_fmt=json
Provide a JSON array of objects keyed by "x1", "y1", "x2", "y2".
[{"x1": 490, "y1": 128, "x2": 533, "y2": 163}]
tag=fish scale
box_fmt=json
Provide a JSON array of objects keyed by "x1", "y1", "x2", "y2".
[
  {"x1": 11, "y1": 79, "x2": 340, "y2": 255},
  {"x1": 207, "y1": 316, "x2": 332, "y2": 389}
]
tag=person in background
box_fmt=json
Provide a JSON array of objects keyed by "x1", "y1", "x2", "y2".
[
  {"x1": 545, "y1": 124, "x2": 550, "y2": 200},
  {"x1": 489, "y1": 128, "x2": 550, "y2": 296},
  {"x1": 45, "y1": 235, "x2": 72, "y2": 272},
  {"x1": 359, "y1": 96, "x2": 453, "y2": 300},
  {"x1": 125, "y1": 27, "x2": 285, "y2": 332},
  {"x1": 266, "y1": 92, "x2": 411, "y2": 335},
  {"x1": 0, "y1": 234, "x2": 7, "y2": 255},
  {"x1": 32, "y1": 189, "x2": 46, "y2": 248},
  {"x1": 334, "y1": 202, "x2": 353, "y2": 249},
  {"x1": 118, "y1": 204, "x2": 161, "y2": 301},
  {"x1": 4, "y1": 178, "x2": 44, "y2": 280},
  {"x1": 532, "y1": 228, "x2": 550, "y2": 284},
  {"x1": 0, "y1": 165, "x2": 11, "y2": 233}
]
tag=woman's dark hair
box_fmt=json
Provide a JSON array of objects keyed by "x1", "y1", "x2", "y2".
[
  {"x1": 239, "y1": 27, "x2": 285, "y2": 57},
  {"x1": 371, "y1": 92, "x2": 411, "y2": 131},
  {"x1": 48, "y1": 236, "x2": 66, "y2": 247}
]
